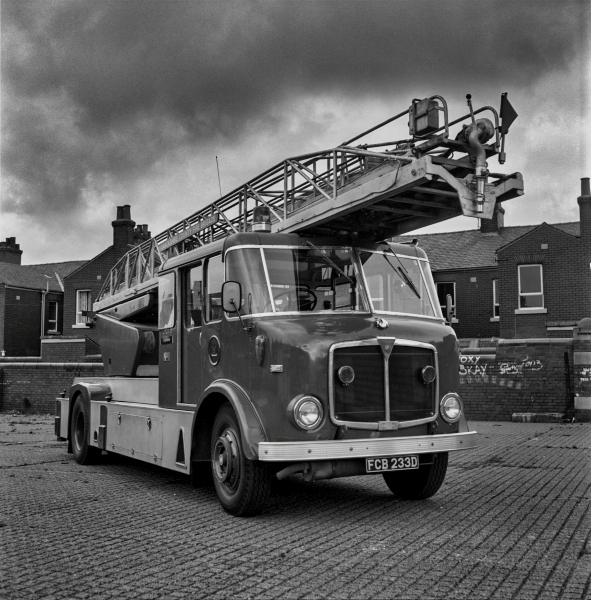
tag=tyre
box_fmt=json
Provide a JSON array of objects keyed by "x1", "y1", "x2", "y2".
[
  {"x1": 70, "y1": 396, "x2": 100, "y2": 465},
  {"x1": 382, "y1": 453, "x2": 448, "y2": 500},
  {"x1": 211, "y1": 403, "x2": 271, "y2": 516}
]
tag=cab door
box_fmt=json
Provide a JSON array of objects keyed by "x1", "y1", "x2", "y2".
[
  {"x1": 201, "y1": 254, "x2": 225, "y2": 391},
  {"x1": 181, "y1": 262, "x2": 203, "y2": 405}
]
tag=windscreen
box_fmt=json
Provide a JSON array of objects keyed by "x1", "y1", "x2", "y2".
[
  {"x1": 359, "y1": 250, "x2": 439, "y2": 317},
  {"x1": 263, "y1": 247, "x2": 368, "y2": 313}
]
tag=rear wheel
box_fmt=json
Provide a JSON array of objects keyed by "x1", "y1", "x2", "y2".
[
  {"x1": 211, "y1": 403, "x2": 271, "y2": 516},
  {"x1": 383, "y1": 453, "x2": 448, "y2": 500},
  {"x1": 70, "y1": 396, "x2": 100, "y2": 465}
]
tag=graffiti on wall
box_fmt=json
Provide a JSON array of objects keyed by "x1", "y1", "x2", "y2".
[{"x1": 459, "y1": 353, "x2": 545, "y2": 389}]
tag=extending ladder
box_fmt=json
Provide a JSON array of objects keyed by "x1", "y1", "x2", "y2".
[{"x1": 95, "y1": 93, "x2": 523, "y2": 312}]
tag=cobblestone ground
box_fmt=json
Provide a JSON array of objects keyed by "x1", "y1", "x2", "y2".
[{"x1": 0, "y1": 414, "x2": 589, "y2": 600}]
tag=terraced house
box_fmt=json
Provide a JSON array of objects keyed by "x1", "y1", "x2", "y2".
[{"x1": 396, "y1": 178, "x2": 590, "y2": 342}]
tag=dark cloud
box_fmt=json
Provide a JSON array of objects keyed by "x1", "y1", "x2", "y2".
[{"x1": 1, "y1": 0, "x2": 588, "y2": 223}]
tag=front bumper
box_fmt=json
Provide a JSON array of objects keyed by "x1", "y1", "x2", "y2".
[{"x1": 258, "y1": 430, "x2": 477, "y2": 462}]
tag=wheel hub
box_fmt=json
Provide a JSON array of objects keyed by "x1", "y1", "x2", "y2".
[{"x1": 213, "y1": 429, "x2": 239, "y2": 486}]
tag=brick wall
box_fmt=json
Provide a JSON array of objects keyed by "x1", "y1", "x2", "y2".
[
  {"x1": 498, "y1": 224, "x2": 584, "y2": 339},
  {"x1": 0, "y1": 364, "x2": 104, "y2": 413},
  {"x1": 433, "y1": 268, "x2": 500, "y2": 339},
  {"x1": 41, "y1": 338, "x2": 88, "y2": 362},
  {"x1": 459, "y1": 340, "x2": 574, "y2": 420}
]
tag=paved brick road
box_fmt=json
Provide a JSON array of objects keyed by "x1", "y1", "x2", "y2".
[{"x1": 1, "y1": 414, "x2": 589, "y2": 600}]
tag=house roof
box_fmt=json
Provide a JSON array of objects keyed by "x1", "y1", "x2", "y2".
[
  {"x1": 0, "y1": 260, "x2": 87, "y2": 292},
  {"x1": 393, "y1": 222, "x2": 580, "y2": 271}
]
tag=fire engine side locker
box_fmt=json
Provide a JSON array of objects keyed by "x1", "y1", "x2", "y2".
[{"x1": 68, "y1": 377, "x2": 195, "y2": 473}]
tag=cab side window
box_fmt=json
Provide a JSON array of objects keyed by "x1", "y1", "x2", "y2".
[
  {"x1": 184, "y1": 263, "x2": 203, "y2": 328},
  {"x1": 158, "y1": 272, "x2": 176, "y2": 329},
  {"x1": 206, "y1": 255, "x2": 224, "y2": 322}
]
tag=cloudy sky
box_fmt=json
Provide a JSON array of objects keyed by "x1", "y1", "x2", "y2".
[{"x1": 1, "y1": 0, "x2": 589, "y2": 264}]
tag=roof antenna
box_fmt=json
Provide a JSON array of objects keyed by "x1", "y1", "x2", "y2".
[{"x1": 216, "y1": 156, "x2": 223, "y2": 198}]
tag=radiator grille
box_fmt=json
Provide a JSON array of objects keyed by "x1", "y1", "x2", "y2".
[
  {"x1": 389, "y1": 346, "x2": 434, "y2": 421},
  {"x1": 333, "y1": 346, "x2": 385, "y2": 422},
  {"x1": 331, "y1": 341, "x2": 435, "y2": 427}
]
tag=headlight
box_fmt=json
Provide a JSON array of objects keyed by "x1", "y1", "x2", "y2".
[
  {"x1": 440, "y1": 393, "x2": 463, "y2": 423},
  {"x1": 293, "y1": 396, "x2": 323, "y2": 430}
]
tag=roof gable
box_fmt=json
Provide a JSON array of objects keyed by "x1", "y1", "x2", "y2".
[
  {"x1": 393, "y1": 221, "x2": 580, "y2": 271},
  {"x1": 497, "y1": 222, "x2": 580, "y2": 254}
]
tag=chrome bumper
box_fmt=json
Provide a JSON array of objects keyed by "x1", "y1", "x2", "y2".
[{"x1": 258, "y1": 431, "x2": 477, "y2": 462}]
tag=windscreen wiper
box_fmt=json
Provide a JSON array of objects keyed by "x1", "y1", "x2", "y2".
[
  {"x1": 382, "y1": 247, "x2": 421, "y2": 299},
  {"x1": 305, "y1": 241, "x2": 355, "y2": 285}
]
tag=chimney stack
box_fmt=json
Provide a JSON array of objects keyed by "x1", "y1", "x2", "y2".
[
  {"x1": 133, "y1": 223, "x2": 152, "y2": 245},
  {"x1": 0, "y1": 237, "x2": 23, "y2": 265},
  {"x1": 112, "y1": 205, "x2": 136, "y2": 251},
  {"x1": 480, "y1": 203, "x2": 505, "y2": 233}
]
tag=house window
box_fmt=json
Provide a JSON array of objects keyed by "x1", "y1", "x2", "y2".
[
  {"x1": 48, "y1": 301, "x2": 58, "y2": 333},
  {"x1": 492, "y1": 279, "x2": 499, "y2": 317},
  {"x1": 76, "y1": 290, "x2": 92, "y2": 324},
  {"x1": 518, "y1": 265, "x2": 544, "y2": 308},
  {"x1": 436, "y1": 282, "x2": 456, "y2": 318}
]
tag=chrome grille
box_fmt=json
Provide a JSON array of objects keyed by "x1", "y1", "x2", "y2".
[
  {"x1": 389, "y1": 346, "x2": 435, "y2": 421},
  {"x1": 330, "y1": 338, "x2": 437, "y2": 430},
  {"x1": 333, "y1": 345, "x2": 385, "y2": 422}
]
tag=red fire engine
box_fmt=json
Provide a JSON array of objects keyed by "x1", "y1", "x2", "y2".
[{"x1": 55, "y1": 94, "x2": 522, "y2": 515}]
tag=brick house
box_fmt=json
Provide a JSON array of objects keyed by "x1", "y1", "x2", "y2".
[
  {"x1": 396, "y1": 178, "x2": 590, "y2": 340},
  {"x1": 63, "y1": 205, "x2": 150, "y2": 345},
  {"x1": 0, "y1": 238, "x2": 85, "y2": 356}
]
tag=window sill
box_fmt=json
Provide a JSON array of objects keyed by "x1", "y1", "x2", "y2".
[
  {"x1": 514, "y1": 308, "x2": 547, "y2": 315},
  {"x1": 72, "y1": 324, "x2": 91, "y2": 329},
  {"x1": 490, "y1": 317, "x2": 500, "y2": 322}
]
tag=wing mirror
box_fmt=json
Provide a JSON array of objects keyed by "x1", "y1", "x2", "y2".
[
  {"x1": 445, "y1": 294, "x2": 455, "y2": 324},
  {"x1": 222, "y1": 281, "x2": 242, "y2": 313}
]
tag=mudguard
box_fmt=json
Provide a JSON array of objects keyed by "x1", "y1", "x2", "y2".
[
  {"x1": 67, "y1": 381, "x2": 112, "y2": 442},
  {"x1": 197, "y1": 379, "x2": 267, "y2": 460}
]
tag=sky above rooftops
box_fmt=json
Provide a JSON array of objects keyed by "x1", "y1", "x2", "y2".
[{"x1": 1, "y1": 0, "x2": 589, "y2": 264}]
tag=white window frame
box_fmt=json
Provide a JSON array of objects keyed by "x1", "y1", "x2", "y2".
[
  {"x1": 75, "y1": 289, "x2": 92, "y2": 326},
  {"x1": 491, "y1": 279, "x2": 500, "y2": 321},
  {"x1": 47, "y1": 300, "x2": 59, "y2": 333},
  {"x1": 517, "y1": 264, "x2": 544, "y2": 311},
  {"x1": 436, "y1": 281, "x2": 457, "y2": 323}
]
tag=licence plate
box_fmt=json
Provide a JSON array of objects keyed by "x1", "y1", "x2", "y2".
[{"x1": 366, "y1": 455, "x2": 419, "y2": 473}]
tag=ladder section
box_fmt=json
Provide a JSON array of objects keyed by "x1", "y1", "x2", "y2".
[{"x1": 95, "y1": 93, "x2": 523, "y2": 311}]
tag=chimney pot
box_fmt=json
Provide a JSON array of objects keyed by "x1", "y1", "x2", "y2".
[
  {"x1": 582, "y1": 177, "x2": 590, "y2": 197},
  {"x1": 116, "y1": 206, "x2": 124, "y2": 220}
]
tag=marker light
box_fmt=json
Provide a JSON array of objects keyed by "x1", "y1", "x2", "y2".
[
  {"x1": 421, "y1": 365, "x2": 436, "y2": 385},
  {"x1": 440, "y1": 393, "x2": 463, "y2": 423},
  {"x1": 338, "y1": 366, "x2": 355, "y2": 386},
  {"x1": 293, "y1": 396, "x2": 323, "y2": 430}
]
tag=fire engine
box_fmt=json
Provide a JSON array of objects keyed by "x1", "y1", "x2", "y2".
[{"x1": 55, "y1": 93, "x2": 522, "y2": 516}]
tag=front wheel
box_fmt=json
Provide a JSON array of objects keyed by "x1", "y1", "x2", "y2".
[
  {"x1": 211, "y1": 403, "x2": 272, "y2": 516},
  {"x1": 383, "y1": 453, "x2": 448, "y2": 500},
  {"x1": 70, "y1": 396, "x2": 100, "y2": 465}
]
